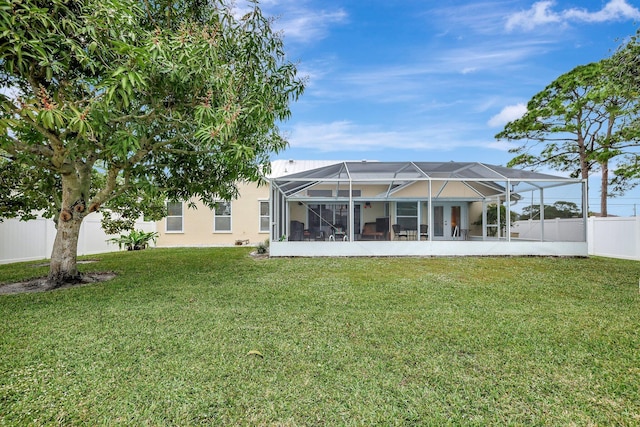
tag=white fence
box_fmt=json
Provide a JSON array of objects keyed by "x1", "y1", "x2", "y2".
[
  {"x1": 0, "y1": 213, "x2": 156, "y2": 265},
  {"x1": 587, "y1": 216, "x2": 640, "y2": 261},
  {"x1": 513, "y1": 216, "x2": 640, "y2": 261},
  {"x1": 1, "y1": 215, "x2": 638, "y2": 264},
  {"x1": 512, "y1": 218, "x2": 586, "y2": 242}
]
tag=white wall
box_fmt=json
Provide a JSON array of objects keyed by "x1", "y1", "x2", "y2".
[
  {"x1": 514, "y1": 216, "x2": 640, "y2": 261},
  {"x1": 512, "y1": 218, "x2": 586, "y2": 242},
  {"x1": 0, "y1": 213, "x2": 156, "y2": 265},
  {"x1": 587, "y1": 216, "x2": 640, "y2": 261}
]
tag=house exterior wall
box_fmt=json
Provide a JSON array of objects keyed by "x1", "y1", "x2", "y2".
[
  {"x1": 155, "y1": 181, "x2": 270, "y2": 247},
  {"x1": 393, "y1": 181, "x2": 483, "y2": 198}
]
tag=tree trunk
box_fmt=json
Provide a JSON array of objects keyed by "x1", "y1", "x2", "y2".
[
  {"x1": 47, "y1": 214, "x2": 84, "y2": 288},
  {"x1": 46, "y1": 172, "x2": 89, "y2": 288}
]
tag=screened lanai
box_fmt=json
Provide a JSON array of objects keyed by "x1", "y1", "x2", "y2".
[{"x1": 269, "y1": 161, "x2": 588, "y2": 257}]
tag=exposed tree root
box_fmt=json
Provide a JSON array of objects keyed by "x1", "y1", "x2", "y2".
[{"x1": 0, "y1": 272, "x2": 116, "y2": 295}]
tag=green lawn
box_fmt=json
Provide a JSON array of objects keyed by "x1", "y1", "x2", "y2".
[{"x1": 1, "y1": 248, "x2": 639, "y2": 426}]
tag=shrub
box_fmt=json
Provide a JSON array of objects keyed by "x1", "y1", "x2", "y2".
[
  {"x1": 256, "y1": 238, "x2": 269, "y2": 254},
  {"x1": 108, "y1": 230, "x2": 159, "y2": 251}
]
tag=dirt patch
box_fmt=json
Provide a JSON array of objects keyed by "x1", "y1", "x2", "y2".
[
  {"x1": 250, "y1": 251, "x2": 269, "y2": 260},
  {"x1": 0, "y1": 272, "x2": 116, "y2": 295}
]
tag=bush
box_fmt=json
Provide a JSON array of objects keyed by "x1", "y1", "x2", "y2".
[
  {"x1": 256, "y1": 239, "x2": 269, "y2": 254},
  {"x1": 108, "y1": 230, "x2": 159, "y2": 251}
]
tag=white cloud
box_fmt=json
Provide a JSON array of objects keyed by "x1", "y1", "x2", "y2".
[
  {"x1": 233, "y1": 1, "x2": 347, "y2": 44},
  {"x1": 506, "y1": 1, "x2": 561, "y2": 31},
  {"x1": 286, "y1": 120, "x2": 512, "y2": 154},
  {"x1": 271, "y1": 7, "x2": 348, "y2": 43},
  {"x1": 563, "y1": 0, "x2": 640, "y2": 22},
  {"x1": 488, "y1": 103, "x2": 527, "y2": 127},
  {"x1": 506, "y1": 0, "x2": 640, "y2": 32}
]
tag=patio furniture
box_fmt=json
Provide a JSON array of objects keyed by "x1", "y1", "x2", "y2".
[
  {"x1": 420, "y1": 224, "x2": 428, "y2": 240},
  {"x1": 361, "y1": 222, "x2": 385, "y2": 240},
  {"x1": 392, "y1": 224, "x2": 408, "y2": 240},
  {"x1": 289, "y1": 220, "x2": 304, "y2": 241},
  {"x1": 331, "y1": 224, "x2": 347, "y2": 241},
  {"x1": 376, "y1": 217, "x2": 390, "y2": 240}
]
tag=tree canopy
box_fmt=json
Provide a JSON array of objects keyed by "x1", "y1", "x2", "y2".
[
  {"x1": 495, "y1": 50, "x2": 640, "y2": 217},
  {"x1": 0, "y1": 0, "x2": 304, "y2": 285},
  {"x1": 519, "y1": 201, "x2": 581, "y2": 220}
]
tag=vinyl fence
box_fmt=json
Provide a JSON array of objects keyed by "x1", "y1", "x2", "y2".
[
  {"x1": 0, "y1": 213, "x2": 156, "y2": 265},
  {"x1": 1, "y1": 215, "x2": 638, "y2": 264},
  {"x1": 587, "y1": 216, "x2": 640, "y2": 261},
  {"x1": 513, "y1": 216, "x2": 640, "y2": 261},
  {"x1": 512, "y1": 218, "x2": 586, "y2": 242}
]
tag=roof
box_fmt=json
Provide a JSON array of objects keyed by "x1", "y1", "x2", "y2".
[
  {"x1": 271, "y1": 161, "x2": 583, "y2": 198},
  {"x1": 268, "y1": 159, "x2": 352, "y2": 178}
]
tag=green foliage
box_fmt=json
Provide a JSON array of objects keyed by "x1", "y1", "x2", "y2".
[
  {"x1": 520, "y1": 200, "x2": 581, "y2": 220},
  {"x1": 495, "y1": 53, "x2": 640, "y2": 216},
  {"x1": 1, "y1": 249, "x2": 639, "y2": 424},
  {"x1": 107, "y1": 229, "x2": 158, "y2": 250},
  {"x1": 255, "y1": 238, "x2": 269, "y2": 254},
  {"x1": 0, "y1": 0, "x2": 304, "y2": 277},
  {"x1": 474, "y1": 203, "x2": 518, "y2": 236}
]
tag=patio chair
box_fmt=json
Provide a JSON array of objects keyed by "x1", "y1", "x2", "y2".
[
  {"x1": 392, "y1": 224, "x2": 408, "y2": 240},
  {"x1": 420, "y1": 224, "x2": 428, "y2": 240}
]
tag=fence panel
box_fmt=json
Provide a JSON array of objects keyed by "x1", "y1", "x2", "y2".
[
  {"x1": 588, "y1": 216, "x2": 640, "y2": 261},
  {"x1": 512, "y1": 218, "x2": 585, "y2": 242},
  {"x1": 2, "y1": 215, "x2": 638, "y2": 264},
  {"x1": 0, "y1": 214, "x2": 156, "y2": 265}
]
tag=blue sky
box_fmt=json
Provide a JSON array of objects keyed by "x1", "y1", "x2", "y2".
[{"x1": 254, "y1": 0, "x2": 640, "y2": 215}]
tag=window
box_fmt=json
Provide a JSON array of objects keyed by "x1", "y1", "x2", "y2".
[
  {"x1": 259, "y1": 201, "x2": 270, "y2": 233},
  {"x1": 214, "y1": 201, "x2": 232, "y2": 232},
  {"x1": 337, "y1": 189, "x2": 362, "y2": 197},
  {"x1": 308, "y1": 189, "x2": 332, "y2": 197},
  {"x1": 396, "y1": 202, "x2": 418, "y2": 231},
  {"x1": 166, "y1": 202, "x2": 183, "y2": 232}
]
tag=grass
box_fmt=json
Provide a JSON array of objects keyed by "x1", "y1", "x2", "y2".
[{"x1": 0, "y1": 248, "x2": 639, "y2": 426}]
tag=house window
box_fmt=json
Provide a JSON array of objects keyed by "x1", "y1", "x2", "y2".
[
  {"x1": 259, "y1": 201, "x2": 269, "y2": 233},
  {"x1": 166, "y1": 202, "x2": 183, "y2": 233},
  {"x1": 214, "y1": 201, "x2": 232, "y2": 232},
  {"x1": 337, "y1": 189, "x2": 362, "y2": 197},
  {"x1": 308, "y1": 189, "x2": 332, "y2": 197},
  {"x1": 396, "y1": 202, "x2": 418, "y2": 231}
]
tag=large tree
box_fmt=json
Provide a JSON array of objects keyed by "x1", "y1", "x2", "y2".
[
  {"x1": 0, "y1": 0, "x2": 304, "y2": 286},
  {"x1": 495, "y1": 59, "x2": 639, "y2": 217},
  {"x1": 607, "y1": 31, "x2": 640, "y2": 191},
  {"x1": 519, "y1": 201, "x2": 581, "y2": 220}
]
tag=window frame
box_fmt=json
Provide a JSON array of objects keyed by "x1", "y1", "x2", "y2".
[
  {"x1": 165, "y1": 201, "x2": 184, "y2": 233},
  {"x1": 396, "y1": 201, "x2": 418, "y2": 231},
  {"x1": 213, "y1": 200, "x2": 232, "y2": 233},
  {"x1": 259, "y1": 200, "x2": 270, "y2": 233}
]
